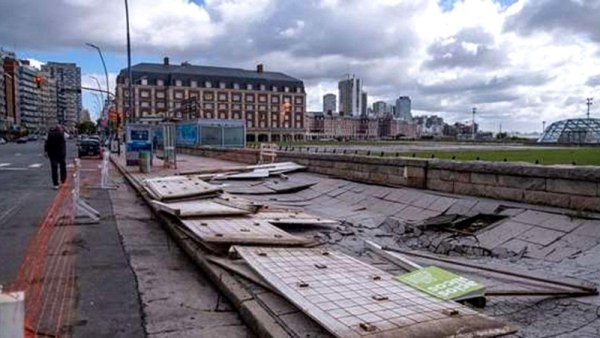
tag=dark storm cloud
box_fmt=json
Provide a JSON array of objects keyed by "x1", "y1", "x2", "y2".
[
  {"x1": 0, "y1": 0, "x2": 125, "y2": 52},
  {"x1": 504, "y1": 0, "x2": 600, "y2": 42},
  {"x1": 586, "y1": 74, "x2": 600, "y2": 87},
  {"x1": 424, "y1": 27, "x2": 506, "y2": 69},
  {"x1": 418, "y1": 71, "x2": 551, "y2": 95}
]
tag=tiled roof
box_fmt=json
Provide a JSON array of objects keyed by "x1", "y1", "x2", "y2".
[{"x1": 119, "y1": 63, "x2": 302, "y2": 83}]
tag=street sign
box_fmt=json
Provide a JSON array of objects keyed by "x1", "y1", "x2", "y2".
[{"x1": 395, "y1": 266, "x2": 485, "y2": 301}]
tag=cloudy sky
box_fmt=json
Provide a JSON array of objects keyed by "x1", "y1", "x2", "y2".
[{"x1": 1, "y1": 0, "x2": 599, "y2": 132}]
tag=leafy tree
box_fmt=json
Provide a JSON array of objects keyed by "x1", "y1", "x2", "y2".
[{"x1": 77, "y1": 121, "x2": 97, "y2": 135}]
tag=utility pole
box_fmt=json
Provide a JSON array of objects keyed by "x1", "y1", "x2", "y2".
[
  {"x1": 586, "y1": 98, "x2": 593, "y2": 120},
  {"x1": 472, "y1": 107, "x2": 476, "y2": 140}
]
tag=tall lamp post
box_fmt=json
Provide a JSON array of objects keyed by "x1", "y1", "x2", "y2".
[
  {"x1": 125, "y1": 0, "x2": 133, "y2": 124},
  {"x1": 471, "y1": 107, "x2": 477, "y2": 141},
  {"x1": 85, "y1": 43, "x2": 110, "y2": 103},
  {"x1": 85, "y1": 42, "x2": 120, "y2": 154},
  {"x1": 586, "y1": 98, "x2": 593, "y2": 120}
]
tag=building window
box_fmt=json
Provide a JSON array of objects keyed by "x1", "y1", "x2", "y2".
[
  {"x1": 218, "y1": 103, "x2": 227, "y2": 110},
  {"x1": 260, "y1": 84, "x2": 266, "y2": 91},
  {"x1": 296, "y1": 87, "x2": 302, "y2": 93},
  {"x1": 246, "y1": 104, "x2": 254, "y2": 111},
  {"x1": 258, "y1": 95, "x2": 267, "y2": 103},
  {"x1": 191, "y1": 80, "x2": 197, "y2": 88},
  {"x1": 271, "y1": 96, "x2": 279, "y2": 104},
  {"x1": 246, "y1": 83, "x2": 253, "y2": 90},
  {"x1": 205, "y1": 81, "x2": 212, "y2": 88},
  {"x1": 140, "y1": 101, "x2": 150, "y2": 108},
  {"x1": 175, "y1": 102, "x2": 181, "y2": 108},
  {"x1": 272, "y1": 86, "x2": 277, "y2": 92},
  {"x1": 157, "y1": 101, "x2": 165, "y2": 109},
  {"x1": 156, "y1": 91, "x2": 165, "y2": 99},
  {"x1": 141, "y1": 78, "x2": 148, "y2": 85},
  {"x1": 295, "y1": 97, "x2": 303, "y2": 104},
  {"x1": 175, "y1": 92, "x2": 183, "y2": 99},
  {"x1": 218, "y1": 93, "x2": 227, "y2": 101},
  {"x1": 140, "y1": 91, "x2": 150, "y2": 98},
  {"x1": 232, "y1": 94, "x2": 241, "y2": 102},
  {"x1": 233, "y1": 104, "x2": 241, "y2": 110},
  {"x1": 157, "y1": 79, "x2": 164, "y2": 86},
  {"x1": 219, "y1": 82, "x2": 226, "y2": 89},
  {"x1": 245, "y1": 95, "x2": 254, "y2": 103},
  {"x1": 259, "y1": 105, "x2": 267, "y2": 111},
  {"x1": 233, "y1": 83, "x2": 240, "y2": 89},
  {"x1": 204, "y1": 103, "x2": 213, "y2": 109},
  {"x1": 175, "y1": 79, "x2": 182, "y2": 87},
  {"x1": 204, "y1": 93, "x2": 214, "y2": 100},
  {"x1": 284, "y1": 86, "x2": 289, "y2": 93}
]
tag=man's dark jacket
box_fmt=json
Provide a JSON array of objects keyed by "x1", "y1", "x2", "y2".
[{"x1": 44, "y1": 129, "x2": 66, "y2": 159}]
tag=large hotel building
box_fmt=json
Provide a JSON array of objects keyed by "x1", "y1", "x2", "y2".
[{"x1": 116, "y1": 58, "x2": 306, "y2": 142}]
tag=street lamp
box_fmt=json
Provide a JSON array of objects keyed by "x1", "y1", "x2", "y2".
[
  {"x1": 542, "y1": 120, "x2": 546, "y2": 133},
  {"x1": 89, "y1": 75, "x2": 104, "y2": 105},
  {"x1": 586, "y1": 98, "x2": 593, "y2": 120},
  {"x1": 85, "y1": 43, "x2": 110, "y2": 103},
  {"x1": 125, "y1": 0, "x2": 133, "y2": 123},
  {"x1": 471, "y1": 107, "x2": 477, "y2": 141}
]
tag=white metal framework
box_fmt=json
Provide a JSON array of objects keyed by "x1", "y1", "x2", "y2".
[{"x1": 538, "y1": 118, "x2": 600, "y2": 144}]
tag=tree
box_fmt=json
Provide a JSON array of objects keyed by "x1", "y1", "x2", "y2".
[{"x1": 77, "y1": 121, "x2": 97, "y2": 135}]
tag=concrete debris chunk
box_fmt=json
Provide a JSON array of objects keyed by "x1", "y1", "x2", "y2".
[{"x1": 234, "y1": 246, "x2": 517, "y2": 338}]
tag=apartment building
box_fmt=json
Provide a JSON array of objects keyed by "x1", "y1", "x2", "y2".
[
  {"x1": 115, "y1": 58, "x2": 306, "y2": 142},
  {"x1": 41, "y1": 62, "x2": 82, "y2": 130}
]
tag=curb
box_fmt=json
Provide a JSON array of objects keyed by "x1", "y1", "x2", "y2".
[{"x1": 109, "y1": 157, "x2": 291, "y2": 338}]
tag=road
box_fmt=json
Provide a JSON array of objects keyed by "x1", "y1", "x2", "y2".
[{"x1": 0, "y1": 140, "x2": 76, "y2": 286}]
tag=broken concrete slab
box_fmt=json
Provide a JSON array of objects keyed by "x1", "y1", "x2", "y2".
[
  {"x1": 476, "y1": 220, "x2": 533, "y2": 249},
  {"x1": 234, "y1": 246, "x2": 516, "y2": 338},
  {"x1": 518, "y1": 227, "x2": 565, "y2": 247}
]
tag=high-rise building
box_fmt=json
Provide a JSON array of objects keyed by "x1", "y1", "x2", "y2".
[
  {"x1": 0, "y1": 64, "x2": 5, "y2": 133},
  {"x1": 39, "y1": 73, "x2": 58, "y2": 131},
  {"x1": 373, "y1": 101, "x2": 386, "y2": 117},
  {"x1": 115, "y1": 59, "x2": 306, "y2": 142},
  {"x1": 80, "y1": 108, "x2": 91, "y2": 122},
  {"x1": 361, "y1": 92, "x2": 367, "y2": 116},
  {"x1": 338, "y1": 76, "x2": 362, "y2": 116},
  {"x1": 18, "y1": 62, "x2": 40, "y2": 132},
  {"x1": 3, "y1": 58, "x2": 20, "y2": 128},
  {"x1": 395, "y1": 96, "x2": 412, "y2": 121},
  {"x1": 323, "y1": 93, "x2": 336, "y2": 115},
  {"x1": 41, "y1": 62, "x2": 82, "y2": 130}
]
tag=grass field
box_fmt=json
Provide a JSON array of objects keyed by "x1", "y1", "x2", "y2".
[{"x1": 397, "y1": 148, "x2": 600, "y2": 166}]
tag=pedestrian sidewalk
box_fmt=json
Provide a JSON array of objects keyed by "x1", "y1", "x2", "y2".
[{"x1": 111, "y1": 150, "x2": 600, "y2": 338}]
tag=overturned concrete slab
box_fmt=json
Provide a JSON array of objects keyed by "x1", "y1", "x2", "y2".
[
  {"x1": 180, "y1": 217, "x2": 311, "y2": 246},
  {"x1": 234, "y1": 246, "x2": 516, "y2": 338},
  {"x1": 144, "y1": 175, "x2": 221, "y2": 200},
  {"x1": 152, "y1": 199, "x2": 251, "y2": 218}
]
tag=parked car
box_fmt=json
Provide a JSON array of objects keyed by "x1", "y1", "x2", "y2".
[
  {"x1": 78, "y1": 139, "x2": 101, "y2": 158},
  {"x1": 16, "y1": 136, "x2": 28, "y2": 144}
]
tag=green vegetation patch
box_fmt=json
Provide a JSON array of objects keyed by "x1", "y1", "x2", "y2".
[{"x1": 399, "y1": 148, "x2": 600, "y2": 166}]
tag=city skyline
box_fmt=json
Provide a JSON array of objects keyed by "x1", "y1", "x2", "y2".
[{"x1": 0, "y1": 0, "x2": 599, "y2": 132}]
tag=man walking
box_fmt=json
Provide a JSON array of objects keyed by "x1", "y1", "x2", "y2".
[{"x1": 44, "y1": 124, "x2": 67, "y2": 189}]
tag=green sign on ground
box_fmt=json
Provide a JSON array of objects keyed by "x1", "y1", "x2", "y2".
[{"x1": 395, "y1": 266, "x2": 485, "y2": 301}]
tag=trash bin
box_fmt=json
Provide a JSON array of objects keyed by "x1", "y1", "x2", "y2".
[{"x1": 139, "y1": 151, "x2": 151, "y2": 173}]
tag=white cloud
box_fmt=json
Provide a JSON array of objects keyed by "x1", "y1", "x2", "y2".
[{"x1": 2, "y1": 0, "x2": 600, "y2": 131}]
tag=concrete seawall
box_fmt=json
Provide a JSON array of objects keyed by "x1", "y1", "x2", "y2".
[{"x1": 179, "y1": 146, "x2": 600, "y2": 212}]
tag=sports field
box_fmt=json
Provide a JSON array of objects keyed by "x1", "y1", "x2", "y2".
[{"x1": 397, "y1": 148, "x2": 600, "y2": 165}]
